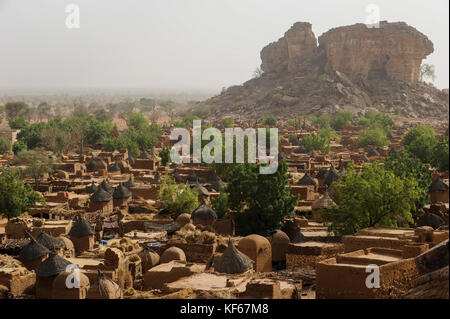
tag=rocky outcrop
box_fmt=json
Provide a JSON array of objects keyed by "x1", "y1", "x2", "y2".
[
  {"x1": 318, "y1": 21, "x2": 434, "y2": 83},
  {"x1": 261, "y1": 22, "x2": 317, "y2": 73}
]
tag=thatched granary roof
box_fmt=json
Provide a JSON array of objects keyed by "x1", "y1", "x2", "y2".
[
  {"x1": 151, "y1": 171, "x2": 160, "y2": 184},
  {"x1": 315, "y1": 167, "x2": 329, "y2": 179},
  {"x1": 325, "y1": 165, "x2": 340, "y2": 187},
  {"x1": 139, "y1": 149, "x2": 150, "y2": 159},
  {"x1": 86, "y1": 159, "x2": 97, "y2": 171},
  {"x1": 309, "y1": 150, "x2": 318, "y2": 158},
  {"x1": 428, "y1": 178, "x2": 449, "y2": 192},
  {"x1": 191, "y1": 183, "x2": 210, "y2": 196},
  {"x1": 297, "y1": 172, "x2": 317, "y2": 187},
  {"x1": 187, "y1": 171, "x2": 199, "y2": 184},
  {"x1": 69, "y1": 215, "x2": 95, "y2": 238},
  {"x1": 206, "y1": 172, "x2": 226, "y2": 191},
  {"x1": 368, "y1": 148, "x2": 380, "y2": 157},
  {"x1": 213, "y1": 239, "x2": 253, "y2": 274},
  {"x1": 191, "y1": 204, "x2": 217, "y2": 220},
  {"x1": 36, "y1": 232, "x2": 65, "y2": 250},
  {"x1": 360, "y1": 154, "x2": 370, "y2": 162},
  {"x1": 90, "y1": 186, "x2": 113, "y2": 202},
  {"x1": 113, "y1": 183, "x2": 131, "y2": 199},
  {"x1": 85, "y1": 182, "x2": 98, "y2": 194},
  {"x1": 108, "y1": 162, "x2": 121, "y2": 173},
  {"x1": 100, "y1": 180, "x2": 114, "y2": 194},
  {"x1": 312, "y1": 193, "x2": 336, "y2": 210},
  {"x1": 19, "y1": 235, "x2": 50, "y2": 262},
  {"x1": 173, "y1": 169, "x2": 183, "y2": 183},
  {"x1": 35, "y1": 253, "x2": 72, "y2": 278},
  {"x1": 124, "y1": 176, "x2": 136, "y2": 188}
]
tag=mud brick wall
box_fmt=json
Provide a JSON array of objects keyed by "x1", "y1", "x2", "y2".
[
  {"x1": 131, "y1": 186, "x2": 160, "y2": 200},
  {"x1": 0, "y1": 270, "x2": 36, "y2": 295},
  {"x1": 342, "y1": 235, "x2": 413, "y2": 253},
  {"x1": 286, "y1": 243, "x2": 344, "y2": 269},
  {"x1": 166, "y1": 242, "x2": 217, "y2": 263}
]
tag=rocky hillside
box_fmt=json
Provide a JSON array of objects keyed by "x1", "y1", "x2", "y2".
[{"x1": 197, "y1": 21, "x2": 449, "y2": 121}]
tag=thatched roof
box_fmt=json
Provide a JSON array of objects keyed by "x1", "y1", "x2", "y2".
[
  {"x1": 90, "y1": 186, "x2": 113, "y2": 202},
  {"x1": 187, "y1": 171, "x2": 199, "y2": 184},
  {"x1": 124, "y1": 176, "x2": 136, "y2": 188},
  {"x1": 113, "y1": 183, "x2": 131, "y2": 199},
  {"x1": 108, "y1": 162, "x2": 121, "y2": 173},
  {"x1": 309, "y1": 150, "x2": 318, "y2": 158},
  {"x1": 128, "y1": 155, "x2": 135, "y2": 165},
  {"x1": 35, "y1": 253, "x2": 72, "y2": 278},
  {"x1": 312, "y1": 193, "x2": 336, "y2": 210},
  {"x1": 86, "y1": 159, "x2": 97, "y2": 170},
  {"x1": 85, "y1": 182, "x2": 98, "y2": 194},
  {"x1": 100, "y1": 180, "x2": 114, "y2": 194},
  {"x1": 36, "y1": 232, "x2": 65, "y2": 250},
  {"x1": 360, "y1": 154, "x2": 370, "y2": 162},
  {"x1": 368, "y1": 148, "x2": 380, "y2": 157},
  {"x1": 139, "y1": 149, "x2": 150, "y2": 159},
  {"x1": 325, "y1": 165, "x2": 339, "y2": 187},
  {"x1": 206, "y1": 172, "x2": 225, "y2": 191},
  {"x1": 191, "y1": 182, "x2": 210, "y2": 196},
  {"x1": 19, "y1": 235, "x2": 50, "y2": 262},
  {"x1": 191, "y1": 204, "x2": 217, "y2": 220},
  {"x1": 173, "y1": 169, "x2": 183, "y2": 183},
  {"x1": 315, "y1": 167, "x2": 329, "y2": 179},
  {"x1": 69, "y1": 215, "x2": 95, "y2": 237},
  {"x1": 213, "y1": 239, "x2": 253, "y2": 274},
  {"x1": 428, "y1": 178, "x2": 449, "y2": 192},
  {"x1": 297, "y1": 172, "x2": 317, "y2": 187}
]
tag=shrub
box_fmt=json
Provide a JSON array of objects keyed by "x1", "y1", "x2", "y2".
[
  {"x1": 358, "y1": 126, "x2": 389, "y2": 147},
  {"x1": 0, "y1": 137, "x2": 11, "y2": 154}
]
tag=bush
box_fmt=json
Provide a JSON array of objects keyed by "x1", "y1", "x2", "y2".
[
  {"x1": 331, "y1": 111, "x2": 353, "y2": 130},
  {"x1": 261, "y1": 113, "x2": 277, "y2": 126},
  {"x1": 160, "y1": 146, "x2": 171, "y2": 166},
  {"x1": 358, "y1": 125, "x2": 389, "y2": 147},
  {"x1": 403, "y1": 125, "x2": 437, "y2": 164},
  {"x1": 221, "y1": 117, "x2": 234, "y2": 128},
  {"x1": 158, "y1": 175, "x2": 199, "y2": 215},
  {"x1": 211, "y1": 190, "x2": 230, "y2": 219},
  {"x1": 432, "y1": 136, "x2": 449, "y2": 172},
  {"x1": 12, "y1": 140, "x2": 27, "y2": 154},
  {"x1": 358, "y1": 117, "x2": 371, "y2": 126},
  {"x1": 300, "y1": 134, "x2": 330, "y2": 153},
  {"x1": 0, "y1": 137, "x2": 11, "y2": 154},
  {"x1": 288, "y1": 134, "x2": 299, "y2": 146}
]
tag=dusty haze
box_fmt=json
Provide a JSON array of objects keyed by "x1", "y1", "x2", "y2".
[{"x1": 0, "y1": 0, "x2": 448, "y2": 94}]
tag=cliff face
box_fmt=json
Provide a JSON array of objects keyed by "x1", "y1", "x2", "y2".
[
  {"x1": 261, "y1": 22, "x2": 317, "y2": 73},
  {"x1": 318, "y1": 21, "x2": 434, "y2": 83},
  {"x1": 261, "y1": 21, "x2": 434, "y2": 84}
]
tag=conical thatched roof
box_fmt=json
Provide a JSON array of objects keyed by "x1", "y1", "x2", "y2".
[
  {"x1": 297, "y1": 172, "x2": 317, "y2": 187},
  {"x1": 113, "y1": 182, "x2": 131, "y2": 199},
  {"x1": 206, "y1": 172, "x2": 226, "y2": 191},
  {"x1": 108, "y1": 162, "x2": 121, "y2": 173},
  {"x1": 19, "y1": 235, "x2": 50, "y2": 262},
  {"x1": 191, "y1": 182, "x2": 210, "y2": 196},
  {"x1": 35, "y1": 253, "x2": 72, "y2": 278},
  {"x1": 187, "y1": 171, "x2": 198, "y2": 184},
  {"x1": 151, "y1": 171, "x2": 160, "y2": 184},
  {"x1": 315, "y1": 167, "x2": 329, "y2": 179},
  {"x1": 69, "y1": 215, "x2": 95, "y2": 238},
  {"x1": 128, "y1": 155, "x2": 135, "y2": 165},
  {"x1": 100, "y1": 180, "x2": 114, "y2": 194},
  {"x1": 139, "y1": 149, "x2": 150, "y2": 159},
  {"x1": 428, "y1": 178, "x2": 449, "y2": 192},
  {"x1": 36, "y1": 231, "x2": 65, "y2": 250},
  {"x1": 173, "y1": 169, "x2": 183, "y2": 183},
  {"x1": 312, "y1": 193, "x2": 336, "y2": 210},
  {"x1": 360, "y1": 154, "x2": 370, "y2": 162},
  {"x1": 213, "y1": 239, "x2": 253, "y2": 274},
  {"x1": 85, "y1": 182, "x2": 98, "y2": 194},
  {"x1": 124, "y1": 176, "x2": 136, "y2": 188},
  {"x1": 90, "y1": 186, "x2": 113, "y2": 202},
  {"x1": 191, "y1": 204, "x2": 217, "y2": 220},
  {"x1": 86, "y1": 159, "x2": 97, "y2": 170},
  {"x1": 368, "y1": 148, "x2": 380, "y2": 157},
  {"x1": 325, "y1": 165, "x2": 339, "y2": 187},
  {"x1": 309, "y1": 150, "x2": 318, "y2": 158}
]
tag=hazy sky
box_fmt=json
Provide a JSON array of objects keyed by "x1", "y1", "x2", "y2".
[{"x1": 0, "y1": 0, "x2": 448, "y2": 92}]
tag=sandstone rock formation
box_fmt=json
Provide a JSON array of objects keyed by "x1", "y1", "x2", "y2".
[
  {"x1": 261, "y1": 22, "x2": 317, "y2": 73},
  {"x1": 318, "y1": 21, "x2": 434, "y2": 83}
]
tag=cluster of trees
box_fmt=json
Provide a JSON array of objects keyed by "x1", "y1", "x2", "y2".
[
  {"x1": 212, "y1": 160, "x2": 298, "y2": 236},
  {"x1": 0, "y1": 167, "x2": 45, "y2": 220},
  {"x1": 358, "y1": 111, "x2": 394, "y2": 147},
  {"x1": 157, "y1": 175, "x2": 199, "y2": 215},
  {"x1": 103, "y1": 112, "x2": 160, "y2": 157},
  {"x1": 403, "y1": 124, "x2": 449, "y2": 171}
]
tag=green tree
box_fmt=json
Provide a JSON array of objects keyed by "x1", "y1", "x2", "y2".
[
  {"x1": 225, "y1": 160, "x2": 298, "y2": 236},
  {"x1": 358, "y1": 117, "x2": 371, "y2": 126},
  {"x1": 0, "y1": 137, "x2": 11, "y2": 154},
  {"x1": 331, "y1": 111, "x2": 353, "y2": 131},
  {"x1": 221, "y1": 117, "x2": 234, "y2": 128},
  {"x1": 432, "y1": 136, "x2": 449, "y2": 172},
  {"x1": 403, "y1": 125, "x2": 437, "y2": 164},
  {"x1": 321, "y1": 163, "x2": 420, "y2": 237},
  {"x1": 103, "y1": 134, "x2": 140, "y2": 158},
  {"x1": 4, "y1": 101, "x2": 30, "y2": 119},
  {"x1": 300, "y1": 134, "x2": 330, "y2": 153},
  {"x1": 0, "y1": 167, "x2": 44, "y2": 220},
  {"x1": 160, "y1": 146, "x2": 171, "y2": 166},
  {"x1": 12, "y1": 140, "x2": 27, "y2": 154},
  {"x1": 261, "y1": 113, "x2": 277, "y2": 126},
  {"x1": 358, "y1": 125, "x2": 389, "y2": 147},
  {"x1": 211, "y1": 189, "x2": 230, "y2": 219},
  {"x1": 15, "y1": 149, "x2": 58, "y2": 188},
  {"x1": 420, "y1": 63, "x2": 436, "y2": 83},
  {"x1": 158, "y1": 175, "x2": 199, "y2": 215}
]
